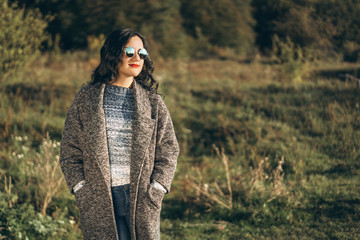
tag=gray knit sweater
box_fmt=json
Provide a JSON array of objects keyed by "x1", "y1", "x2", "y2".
[{"x1": 103, "y1": 84, "x2": 134, "y2": 186}]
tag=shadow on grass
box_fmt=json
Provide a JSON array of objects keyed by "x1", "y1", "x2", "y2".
[
  {"x1": 250, "y1": 84, "x2": 360, "y2": 110},
  {"x1": 191, "y1": 83, "x2": 360, "y2": 112},
  {"x1": 307, "y1": 162, "x2": 360, "y2": 177},
  {"x1": 162, "y1": 197, "x2": 253, "y2": 223},
  {"x1": 306, "y1": 197, "x2": 360, "y2": 221},
  {"x1": 313, "y1": 67, "x2": 360, "y2": 79},
  {"x1": 4, "y1": 82, "x2": 76, "y2": 104}
]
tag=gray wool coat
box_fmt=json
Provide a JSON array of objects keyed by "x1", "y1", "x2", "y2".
[{"x1": 59, "y1": 80, "x2": 179, "y2": 240}]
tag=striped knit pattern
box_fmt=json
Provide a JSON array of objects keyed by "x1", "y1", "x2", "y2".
[{"x1": 103, "y1": 84, "x2": 134, "y2": 186}]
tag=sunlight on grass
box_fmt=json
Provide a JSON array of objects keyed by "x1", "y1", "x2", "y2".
[{"x1": 1, "y1": 53, "x2": 360, "y2": 239}]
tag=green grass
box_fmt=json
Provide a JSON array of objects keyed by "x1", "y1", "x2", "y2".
[{"x1": 1, "y1": 54, "x2": 359, "y2": 239}]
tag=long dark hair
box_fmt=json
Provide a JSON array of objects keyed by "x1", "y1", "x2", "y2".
[{"x1": 89, "y1": 28, "x2": 158, "y2": 93}]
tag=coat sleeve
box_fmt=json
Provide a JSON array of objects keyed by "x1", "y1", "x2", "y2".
[
  {"x1": 151, "y1": 96, "x2": 180, "y2": 193},
  {"x1": 59, "y1": 93, "x2": 86, "y2": 194}
]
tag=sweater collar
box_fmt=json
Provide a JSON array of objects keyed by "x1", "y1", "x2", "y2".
[{"x1": 87, "y1": 80, "x2": 152, "y2": 119}]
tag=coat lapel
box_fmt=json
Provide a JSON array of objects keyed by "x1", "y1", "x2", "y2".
[
  {"x1": 130, "y1": 80, "x2": 155, "y2": 187},
  {"x1": 86, "y1": 83, "x2": 112, "y2": 191},
  {"x1": 129, "y1": 81, "x2": 156, "y2": 237}
]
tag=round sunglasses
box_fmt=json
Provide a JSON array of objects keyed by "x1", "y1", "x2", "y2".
[{"x1": 124, "y1": 47, "x2": 148, "y2": 59}]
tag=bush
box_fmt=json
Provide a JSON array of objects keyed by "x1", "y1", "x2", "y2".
[
  {"x1": 0, "y1": 191, "x2": 79, "y2": 240},
  {"x1": 7, "y1": 134, "x2": 65, "y2": 215},
  {"x1": 0, "y1": 0, "x2": 49, "y2": 80},
  {"x1": 0, "y1": 134, "x2": 80, "y2": 239},
  {"x1": 343, "y1": 41, "x2": 360, "y2": 62},
  {"x1": 181, "y1": 0, "x2": 256, "y2": 57},
  {"x1": 272, "y1": 35, "x2": 309, "y2": 82}
]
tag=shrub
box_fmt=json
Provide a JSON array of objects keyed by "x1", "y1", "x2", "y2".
[
  {"x1": 0, "y1": 191, "x2": 78, "y2": 240},
  {"x1": 8, "y1": 134, "x2": 64, "y2": 215},
  {"x1": 272, "y1": 35, "x2": 309, "y2": 83},
  {"x1": 343, "y1": 41, "x2": 360, "y2": 62},
  {"x1": 184, "y1": 145, "x2": 292, "y2": 212},
  {"x1": 0, "y1": 134, "x2": 80, "y2": 239},
  {"x1": 0, "y1": 0, "x2": 49, "y2": 80}
]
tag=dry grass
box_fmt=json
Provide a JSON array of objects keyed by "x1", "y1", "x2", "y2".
[
  {"x1": 185, "y1": 145, "x2": 233, "y2": 210},
  {"x1": 185, "y1": 145, "x2": 292, "y2": 211},
  {"x1": 36, "y1": 134, "x2": 64, "y2": 215},
  {"x1": 4, "y1": 175, "x2": 12, "y2": 207},
  {"x1": 249, "y1": 156, "x2": 290, "y2": 203}
]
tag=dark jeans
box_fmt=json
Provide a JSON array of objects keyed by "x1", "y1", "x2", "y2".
[{"x1": 111, "y1": 184, "x2": 131, "y2": 240}]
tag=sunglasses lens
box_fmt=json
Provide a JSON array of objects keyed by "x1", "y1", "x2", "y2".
[
  {"x1": 138, "y1": 48, "x2": 148, "y2": 59},
  {"x1": 125, "y1": 47, "x2": 135, "y2": 57}
]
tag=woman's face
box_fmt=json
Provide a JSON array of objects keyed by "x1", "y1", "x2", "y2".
[{"x1": 118, "y1": 36, "x2": 145, "y2": 79}]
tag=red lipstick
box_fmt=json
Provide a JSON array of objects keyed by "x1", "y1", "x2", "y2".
[{"x1": 129, "y1": 64, "x2": 140, "y2": 68}]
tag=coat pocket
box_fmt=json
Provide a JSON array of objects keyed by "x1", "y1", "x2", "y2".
[
  {"x1": 74, "y1": 182, "x2": 96, "y2": 234},
  {"x1": 74, "y1": 182, "x2": 91, "y2": 209},
  {"x1": 146, "y1": 184, "x2": 165, "y2": 209}
]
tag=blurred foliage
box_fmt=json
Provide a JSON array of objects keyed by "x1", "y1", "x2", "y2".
[
  {"x1": 272, "y1": 35, "x2": 310, "y2": 82},
  {"x1": 13, "y1": 0, "x2": 254, "y2": 58},
  {"x1": 15, "y1": 0, "x2": 190, "y2": 57},
  {"x1": 8, "y1": 0, "x2": 360, "y2": 61},
  {"x1": 343, "y1": 41, "x2": 360, "y2": 62},
  {"x1": 253, "y1": 0, "x2": 360, "y2": 61},
  {"x1": 0, "y1": 0, "x2": 49, "y2": 80},
  {"x1": 180, "y1": 0, "x2": 256, "y2": 56}
]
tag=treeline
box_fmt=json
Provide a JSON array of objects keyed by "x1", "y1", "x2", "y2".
[{"x1": 9, "y1": 0, "x2": 360, "y2": 60}]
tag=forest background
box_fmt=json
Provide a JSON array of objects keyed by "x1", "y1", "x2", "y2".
[{"x1": 0, "y1": 0, "x2": 359, "y2": 239}]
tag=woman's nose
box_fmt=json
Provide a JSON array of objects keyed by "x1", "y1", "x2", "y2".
[{"x1": 133, "y1": 52, "x2": 141, "y2": 60}]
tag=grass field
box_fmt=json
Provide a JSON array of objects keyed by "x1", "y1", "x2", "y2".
[{"x1": 0, "y1": 53, "x2": 359, "y2": 239}]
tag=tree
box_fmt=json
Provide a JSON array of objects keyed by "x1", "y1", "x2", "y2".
[
  {"x1": 252, "y1": 0, "x2": 360, "y2": 60},
  {"x1": 181, "y1": 0, "x2": 256, "y2": 55}
]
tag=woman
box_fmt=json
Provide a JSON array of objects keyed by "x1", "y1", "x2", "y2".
[{"x1": 59, "y1": 28, "x2": 179, "y2": 240}]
